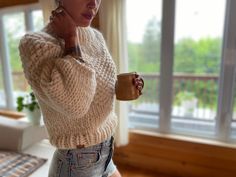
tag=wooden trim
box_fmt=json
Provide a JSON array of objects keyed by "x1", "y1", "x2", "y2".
[
  {"x1": 0, "y1": 0, "x2": 38, "y2": 9},
  {"x1": 0, "y1": 109, "x2": 25, "y2": 119},
  {"x1": 113, "y1": 131, "x2": 236, "y2": 177}
]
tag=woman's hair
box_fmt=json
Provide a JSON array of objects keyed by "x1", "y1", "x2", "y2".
[{"x1": 55, "y1": 0, "x2": 60, "y2": 5}]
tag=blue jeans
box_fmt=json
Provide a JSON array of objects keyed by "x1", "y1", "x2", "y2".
[{"x1": 48, "y1": 136, "x2": 116, "y2": 177}]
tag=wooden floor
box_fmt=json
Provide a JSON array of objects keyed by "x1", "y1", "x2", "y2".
[{"x1": 117, "y1": 164, "x2": 171, "y2": 177}]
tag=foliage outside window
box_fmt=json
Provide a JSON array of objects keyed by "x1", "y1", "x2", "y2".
[
  {"x1": 0, "y1": 6, "x2": 43, "y2": 109},
  {"x1": 126, "y1": 0, "x2": 235, "y2": 138}
]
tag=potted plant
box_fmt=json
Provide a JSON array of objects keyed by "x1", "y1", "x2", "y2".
[{"x1": 16, "y1": 92, "x2": 41, "y2": 125}]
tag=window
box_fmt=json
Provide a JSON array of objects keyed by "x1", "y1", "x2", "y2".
[
  {"x1": 232, "y1": 84, "x2": 236, "y2": 138},
  {"x1": 126, "y1": 0, "x2": 236, "y2": 142},
  {"x1": 32, "y1": 10, "x2": 44, "y2": 31},
  {"x1": 0, "y1": 62, "x2": 6, "y2": 108},
  {"x1": 126, "y1": 0, "x2": 162, "y2": 130},
  {"x1": 4, "y1": 12, "x2": 28, "y2": 94},
  {"x1": 0, "y1": 3, "x2": 43, "y2": 109},
  {"x1": 171, "y1": 0, "x2": 226, "y2": 136}
]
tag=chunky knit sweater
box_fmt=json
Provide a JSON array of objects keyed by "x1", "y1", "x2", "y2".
[{"x1": 18, "y1": 25, "x2": 118, "y2": 149}]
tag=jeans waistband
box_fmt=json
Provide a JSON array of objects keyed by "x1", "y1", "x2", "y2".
[{"x1": 56, "y1": 136, "x2": 114, "y2": 157}]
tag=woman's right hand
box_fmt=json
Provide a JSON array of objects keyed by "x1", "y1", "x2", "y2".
[{"x1": 49, "y1": 6, "x2": 78, "y2": 49}]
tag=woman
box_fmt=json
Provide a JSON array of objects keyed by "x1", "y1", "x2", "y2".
[{"x1": 19, "y1": 0, "x2": 144, "y2": 176}]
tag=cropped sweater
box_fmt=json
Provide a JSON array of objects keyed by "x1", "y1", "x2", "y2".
[{"x1": 18, "y1": 25, "x2": 118, "y2": 149}]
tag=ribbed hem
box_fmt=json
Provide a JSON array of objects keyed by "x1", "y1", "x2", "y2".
[{"x1": 48, "y1": 114, "x2": 117, "y2": 149}]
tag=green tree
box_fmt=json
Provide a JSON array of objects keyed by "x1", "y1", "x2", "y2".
[
  {"x1": 5, "y1": 11, "x2": 44, "y2": 73},
  {"x1": 128, "y1": 17, "x2": 162, "y2": 73},
  {"x1": 174, "y1": 38, "x2": 221, "y2": 74},
  {"x1": 195, "y1": 38, "x2": 221, "y2": 74},
  {"x1": 173, "y1": 37, "x2": 222, "y2": 109},
  {"x1": 4, "y1": 13, "x2": 25, "y2": 72},
  {"x1": 174, "y1": 38, "x2": 197, "y2": 73},
  {"x1": 142, "y1": 17, "x2": 161, "y2": 69},
  {"x1": 128, "y1": 42, "x2": 142, "y2": 72}
]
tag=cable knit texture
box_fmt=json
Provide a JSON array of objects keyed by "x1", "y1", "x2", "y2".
[{"x1": 18, "y1": 25, "x2": 118, "y2": 149}]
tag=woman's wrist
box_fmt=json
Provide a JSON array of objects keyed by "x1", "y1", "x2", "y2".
[
  {"x1": 64, "y1": 46, "x2": 85, "y2": 63},
  {"x1": 64, "y1": 36, "x2": 81, "y2": 56},
  {"x1": 64, "y1": 37, "x2": 85, "y2": 63},
  {"x1": 64, "y1": 36, "x2": 78, "y2": 49}
]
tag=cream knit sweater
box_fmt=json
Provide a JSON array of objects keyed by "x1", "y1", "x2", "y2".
[{"x1": 18, "y1": 25, "x2": 118, "y2": 149}]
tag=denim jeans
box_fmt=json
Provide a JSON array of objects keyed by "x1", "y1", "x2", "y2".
[{"x1": 48, "y1": 136, "x2": 116, "y2": 177}]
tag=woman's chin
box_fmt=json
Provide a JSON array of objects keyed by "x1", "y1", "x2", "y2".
[
  {"x1": 76, "y1": 20, "x2": 92, "y2": 27},
  {"x1": 77, "y1": 24, "x2": 90, "y2": 27}
]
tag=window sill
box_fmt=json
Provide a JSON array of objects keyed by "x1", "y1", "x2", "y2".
[
  {"x1": 129, "y1": 129, "x2": 236, "y2": 149},
  {"x1": 0, "y1": 109, "x2": 26, "y2": 119}
]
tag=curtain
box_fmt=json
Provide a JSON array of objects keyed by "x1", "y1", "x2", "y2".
[
  {"x1": 99, "y1": 0, "x2": 129, "y2": 147},
  {"x1": 39, "y1": 0, "x2": 56, "y2": 24}
]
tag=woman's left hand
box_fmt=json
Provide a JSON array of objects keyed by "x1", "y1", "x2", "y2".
[
  {"x1": 49, "y1": 6, "x2": 78, "y2": 48},
  {"x1": 133, "y1": 74, "x2": 144, "y2": 95}
]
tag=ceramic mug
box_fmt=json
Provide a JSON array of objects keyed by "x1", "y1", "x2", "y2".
[{"x1": 115, "y1": 72, "x2": 143, "y2": 101}]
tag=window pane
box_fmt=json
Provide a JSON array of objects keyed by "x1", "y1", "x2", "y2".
[
  {"x1": 0, "y1": 60, "x2": 6, "y2": 108},
  {"x1": 172, "y1": 0, "x2": 226, "y2": 135},
  {"x1": 32, "y1": 10, "x2": 44, "y2": 31},
  {"x1": 3, "y1": 12, "x2": 30, "y2": 107},
  {"x1": 126, "y1": 0, "x2": 162, "y2": 130},
  {"x1": 231, "y1": 79, "x2": 236, "y2": 138}
]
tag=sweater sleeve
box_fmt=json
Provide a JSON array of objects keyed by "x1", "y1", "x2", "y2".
[{"x1": 18, "y1": 32, "x2": 97, "y2": 118}]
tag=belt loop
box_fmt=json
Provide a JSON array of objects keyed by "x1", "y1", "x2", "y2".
[
  {"x1": 104, "y1": 136, "x2": 115, "y2": 172},
  {"x1": 110, "y1": 136, "x2": 114, "y2": 147},
  {"x1": 66, "y1": 149, "x2": 72, "y2": 159},
  {"x1": 99, "y1": 140, "x2": 103, "y2": 154},
  {"x1": 66, "y1": 149, "x2": 70, "y2": 155}
]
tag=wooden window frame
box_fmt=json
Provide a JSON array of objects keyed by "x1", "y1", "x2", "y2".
[{"x1": 0, "y1": 0, "x2": 38, "y2": 9}]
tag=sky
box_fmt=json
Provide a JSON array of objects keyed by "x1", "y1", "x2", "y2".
[{"x1": 126, "y1": 0, "x2": 226, "y2": 43}]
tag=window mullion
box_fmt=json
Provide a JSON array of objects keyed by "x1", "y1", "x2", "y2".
[
  {"x1": 159, "y1": 0, "x2": 176, "y2": 133},
  {"x1": 216, "y1": 0, "x2": 236, "y2": 141},
  {"x1": 0, "y1": 15, "x2": 15, "y2": 110},
  {"x1": 24, "y1": 9, "x2": 34, "y2": 31}
]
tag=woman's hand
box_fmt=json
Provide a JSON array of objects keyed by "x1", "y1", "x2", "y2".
[
  {"x1": 49, "y1": 6, "x2": 78, "y2": 49},
  {"x1": 133, "y1": 74, "x2": 144, "y2": 95}
]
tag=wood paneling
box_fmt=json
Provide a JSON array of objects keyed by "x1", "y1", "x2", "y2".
[
  {"x1": 113, "y1": 131, "x2": 236, "y2": 177},
  {"x1": 0, "y1": 0, "x2": 38, "y2": 8},
  {"x1": 118, "y1": 164, "x2": 172, "y2": 177}
]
